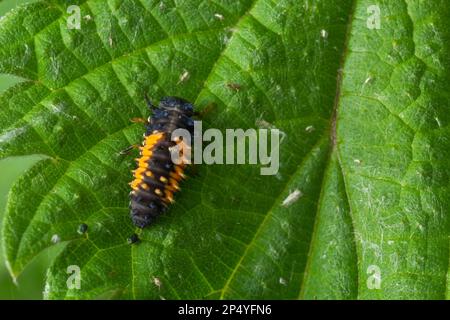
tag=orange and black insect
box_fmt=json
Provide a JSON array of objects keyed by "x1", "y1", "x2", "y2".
[{"x1": 128, "y1": 96, "x2": 194, "y2": 229}]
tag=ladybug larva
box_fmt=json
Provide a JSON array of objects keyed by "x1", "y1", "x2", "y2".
[{"x1": 128, "y1": 96, "x2": 195, "y2": 228}]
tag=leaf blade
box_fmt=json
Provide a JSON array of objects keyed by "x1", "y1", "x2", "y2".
[{"x1": 1, "y1": 0, "x2": 449, "y2": 300}]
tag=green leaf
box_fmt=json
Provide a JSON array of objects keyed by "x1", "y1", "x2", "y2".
[{"x1": 1, "y1": 0, "x2": 449, "y2": 299}]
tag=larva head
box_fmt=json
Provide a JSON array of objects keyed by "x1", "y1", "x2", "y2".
[{"x1": 159, "y1": 96, "x2": 194, "y2": 116}]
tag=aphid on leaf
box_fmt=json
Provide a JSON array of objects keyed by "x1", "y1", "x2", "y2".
[
  {"x1": 127, "y1": 233, "x2": 140, "y2": 244},
  {"x1": 77, "y1": 223, "x2": 88, "y2": 234},
  {"x1": 214, "y1": 13, "x2": 225, "y2": 21},
  {"x1": 126, "y1": 96, "x2": 194, "y2": 229},
  {"x1": 226, "y1": 83, "x2": 242, "y2": 92},
  {"x1": 177, "y1": 70, "x2": 190, "y2": 84},
  {"x1": 51, "y1": 234, "x2": 61, "y2": 244}
]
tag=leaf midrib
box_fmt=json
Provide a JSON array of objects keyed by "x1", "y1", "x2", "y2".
[
  {"x1": 216, "y1": 0, "x2": 359, "y2": 299},
  {"x1": 298, "y1": 0, "x2": 359, "y2": 299}
]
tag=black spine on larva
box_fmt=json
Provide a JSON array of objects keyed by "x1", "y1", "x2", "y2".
[{"x1": 130, "y1": 97, "x2": 195, "y2": 228}]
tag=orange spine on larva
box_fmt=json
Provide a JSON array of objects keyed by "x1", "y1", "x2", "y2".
[{"x1": 130, "y1": 131, "x2": 165, "y2": 191}]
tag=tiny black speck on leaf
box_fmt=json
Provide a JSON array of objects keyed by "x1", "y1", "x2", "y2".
[
  {"x1": 77, "y1": 223, "x2": 88, "y2": 235},
  {"x1": 128, "y1": 233, "x2": 140, "y2": 244}
]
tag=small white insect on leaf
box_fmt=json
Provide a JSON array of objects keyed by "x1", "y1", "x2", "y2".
[
  {"x1": 255, "y1": 118, "x2": 274, "y2": 129},
  {"x1": 177, "y1": 69, "x2": 190, "y2": 84},
  {"x1": 51, "y1": 234, "x2": 61, "y2": 244},
  {"x1": 282, "y1": 189, "x2": 302, "y2": 207},
  {"x1": 364, "y1": 76, "x2": 373, "y2": 85},
  {"x1": 435, "y1": 117, "x2": 442, "y2": 127},
  {"x1": 214, "y1": 13, "x2": 225, "y2": 21},
  {"x1": 153, "y1": 276, "x2": 162, "y2": 289}
]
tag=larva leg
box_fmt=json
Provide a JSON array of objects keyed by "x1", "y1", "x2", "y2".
[
  {"x1": 130, "y1": 117, "x2": 148, "y2": 124},
  {"x1": 144, "y1": 93, "x2": 157, "y2": 110},
  {"x1": 194, "y1": 102, "x2": 216, "y2": 118},
  {"x1": 119, "y1": 144, "x2": 140, "y2": 155}
]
